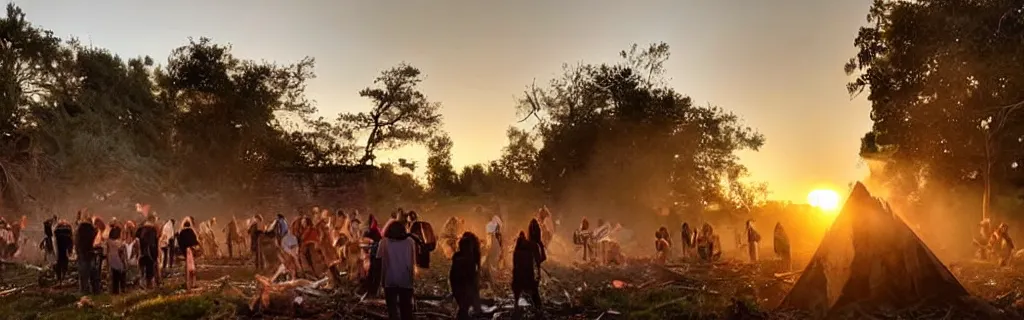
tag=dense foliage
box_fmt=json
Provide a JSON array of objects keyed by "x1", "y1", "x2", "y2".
[
  {"x1": 1, "y1": 5, "x2": 764, "y2": 222},
  {"x1": 849, "y1": 0, "x2": 1024, "y2": 217}
]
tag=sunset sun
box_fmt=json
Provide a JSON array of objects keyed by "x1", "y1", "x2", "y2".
[{"x1": 808, "y1": 189, "x2": 841, "y2": 212}]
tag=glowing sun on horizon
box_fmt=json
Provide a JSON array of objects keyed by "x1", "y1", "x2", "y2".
[{"x1": 808, "y1": 189, "x2": 841, "y2": 212}]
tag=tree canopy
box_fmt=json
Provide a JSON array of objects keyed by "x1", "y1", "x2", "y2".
[
  {"x1": 517, "y1": 43, "x2": 764, "y2": 217},
  {"x1": 0, "y1": 5, "x2": 766, "y2": 223},
  {"x1": 849, "y1": 0, "x2": 1024, "y2": 213}
]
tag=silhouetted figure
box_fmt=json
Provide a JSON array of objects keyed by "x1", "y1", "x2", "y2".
[
  {"x1": 54, "y1": 220, "x2": 73, "y2": 284},
  {"x1": 450, "y1": 232, "x2": 482, "y2": 320},
  {"x1": 655, "y1": 226, "x2": 671, "y2": 264},
  {"x1": 697, "y1": 222, "x2": 721, "y2": 262},
  {"x1": 536, "y1": 207, "x2": 555, "y2": 245},
  {"x1": 746, "y1": 219, "x2": 761, "y2": 262},
  {"x1": 177, "y1": 220, "x2": 200, "y2": 290},
  {"x1": 773, "y1": 223, "x2": 791, "y2": 270},
  {"x1": 249, "y1": 215, "x2": 265, "y2": 269},
  {"x1": 407, "y1": 211, "x2": 436, "y2": 269},
  {"x1": 681, "y1": 222, "x2": 696, "y2": 259},
  {"x1": 974, "y1": 219, "x2": 993, "y2": 260},
  {"x1": 224, "y1": 217, "x2": 241, "y2": 258},
  {"x1": 136, "y1": 219, "x2": 160, "y2": 288},
  {"x1": 75, "y1": 217, "x2": 100, "y2": 294},
  {"x1": 363, "y1": 215, "x2": 384, "y2": 296},
  {"x1": 573, "y1": 218, "x2": 593, "y2": 262},
  {"x1": 379, "y1": 220, "x2": 415, "y2": 320},
  {"x1": 512, "y1": 231, "x2": 544, "y2": 319},
  {"x1": 993, "y1": 223, "x2": 1015, "y2": 267},
  {"x1": 42, "y1": 215, "x2": 56, "y2": 262}
]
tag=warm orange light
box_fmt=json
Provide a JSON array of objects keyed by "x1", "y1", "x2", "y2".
[{"x1": 808, "y1": 189, "x2": 841, "y2": 212}]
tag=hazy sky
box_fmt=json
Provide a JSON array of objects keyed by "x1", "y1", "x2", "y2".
[{"x1": 12, "y1": 0, "x2": 874, "y2": 202}]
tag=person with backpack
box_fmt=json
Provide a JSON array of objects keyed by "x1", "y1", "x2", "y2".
[
  {"x1": 378, "y1": 220, "x2": 416, "y2": 320},
  {"x1": 406, "y1": 211, "x2": 436, "y2": 269}
]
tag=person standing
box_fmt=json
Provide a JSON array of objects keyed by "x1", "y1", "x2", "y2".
[
  {"x1": 75, "y1": 216, "x2": 99, "y2": 294},
  {"x1": 177, "y1": 219, "x2": 200, "y2": 290},
  {"x1": 378, "y1": 221, "x2": 416, "y2": 320},
  {"x1": 161, "y1": 219, "x2": 176, "y2": 271},
  {"x1": 512, "y1": 231, "x2": 545, "y2": 319},
  {"x1": 249, "y1": 215, "x2": 265, "y2": 269},
  {"x1": 745, "y1": 219, "x2": 761, "y2": 263},
  {"x1": 54, "y1": 219, "x2": 73, "y2": 284},
  {"x1": 105, "y1": 225, "x2": 128, "y2": 294},
  {"x1": 363, "y1": 215, "x2": 383, "y2": 297},
  {"x1": 224, "y1": 217, "x2": 241, "y2": 258},
  {"x1": 300, "y1": 216, "x2": 321, "y2": 275},
  {"x1": 485, "y1": 215, "x2": 504, "y2": 277},
  {"x1": 42, "y1": 215, "x2": 56, "y2": 263},
  {"x1": 271, "y1": 214, "x2": 289, "y2": 246},
  {"x1": 136, "y1": 218, "x2": 160, "y2": 289},
  {"x1": 773, "y1": 223, "x2": 791, "y2": 271},
  {"x1": 450, "y1": 232, "x2": 482, "y2": 320}
]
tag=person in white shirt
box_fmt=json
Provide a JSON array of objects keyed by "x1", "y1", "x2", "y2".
[{"x1": 161, "y1": 219, "x2": 176, "y2": 270}]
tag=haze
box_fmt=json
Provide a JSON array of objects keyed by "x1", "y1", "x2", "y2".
[{"x1": 12, "y1": 0, "x2": 874, "y2": 202}]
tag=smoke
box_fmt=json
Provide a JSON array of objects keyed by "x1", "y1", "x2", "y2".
[{"x1": 859, "y1": 158, "x2": 981, "y2": 263}]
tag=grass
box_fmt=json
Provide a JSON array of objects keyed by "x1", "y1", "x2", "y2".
[{"x1": 0, "y1": 283, "x2": 248, "y2": 320}]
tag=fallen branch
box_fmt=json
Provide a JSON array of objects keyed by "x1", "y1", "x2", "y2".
[
  {"x1": 415, "y1": 311, "x2": 453, "y2": 319},
  {"x1": 0, "y1": 287, "x2": 24, "y2": 297},
  {"x1": 773, "y1": 270, "x2": 803, "y2": 278}
]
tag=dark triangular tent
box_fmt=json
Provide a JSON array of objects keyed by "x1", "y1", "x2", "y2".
[{"x1": 779, "y1": 182, "x2": 969, "y2": 318}]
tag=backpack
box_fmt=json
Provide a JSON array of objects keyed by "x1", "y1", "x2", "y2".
[{"x1": 410, "y1": 221, "x2": 436, "y2": 268}]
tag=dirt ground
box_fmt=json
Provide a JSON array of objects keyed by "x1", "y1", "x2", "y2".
[{"x1": 3, "y1": 250, "x2": 1024, "y2": 320}]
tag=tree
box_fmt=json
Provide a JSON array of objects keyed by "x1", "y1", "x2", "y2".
[
  {"x1": 0, "y1": 4, "x2": 70, "y2": 208},
  {"x1": 491, "y1": 127, "x2": 538, "y2": 183},
  {"x1": 519, "y1": 42, "x2": 764, "y2": 217},
  {"x1": 157, "y1": 37, "x2": 317, "y2": 193},
  {"x1": 425, "y1": 134, "x2": 458, "y2": 194},
  {"x1": 339, "y1": 64, "x2": 442, "y2": 165},
  {"x1": 36, "y1": 46, "x2": 170, "y2": 202},
  {"x1": 847, "y1": 0, "x2": 1024, "y2": 219},
  {"x1": 277, "y1": 116, "x2": 357, "y2": 168}
]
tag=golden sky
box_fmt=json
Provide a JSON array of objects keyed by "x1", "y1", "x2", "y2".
[{"x1": 14, "y1": 0, "x2": 874, "y2": 202}]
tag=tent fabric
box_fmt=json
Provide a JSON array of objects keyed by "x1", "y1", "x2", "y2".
[{"x1": 779, "y1": 182, "x2": 968, "y2": 318}]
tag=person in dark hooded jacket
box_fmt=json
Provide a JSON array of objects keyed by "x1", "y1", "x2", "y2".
[
  {"x1": 75, "y1": 217, "x2": 99, "y2": 294},
  {"x1": 54, "y1": 219, "x2": 73, "y2": 284},
  {"x1": 450, "y1": 232, "x2": 482, "y2": 320},
  {"x1": 177, "y1": 220, "x2": 200, "y2": 290},
  {"x1": 512, "y1": 231, "x2": 544, "y2": 319},
  {"x1": 136, "y1": 218, "x2": 160, "y2": 288}
]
